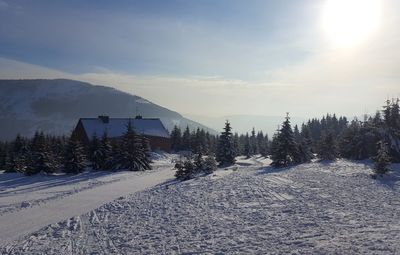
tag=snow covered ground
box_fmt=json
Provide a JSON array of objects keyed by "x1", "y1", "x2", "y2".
[
  {"x1": 2, "y1": 156, "x2": 400, "y2": 254},
  {"x1": 0, "y1": 153, "x2": 178, "y2": 246}
]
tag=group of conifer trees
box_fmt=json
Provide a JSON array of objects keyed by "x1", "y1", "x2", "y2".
[
  {"x1": 174, "y1": 121, "x2": 234, "y2": 180},
  {"x1": 173, "y1": 98, "x2": 399, "y2": 176},
  {"x1": 269, "y1": 99, "x2": 400, "y2": 175},
  {"x1": 233, "y1": 129, "x2": 270, "y2": 158},
  {"x1": 174, "y1": 152, "x2": 218, "y2": 180},
  {"x1": 170, "y1": 125, "x2": 269, "y2": 159},
  {"x1": 269, "y1": 113, "x2": 347, "y2": 167},
  {"x1": 0, "y1": 121, "x2": 152, "y2": 175},
  {"x1": 170, "y1": 126, "x2": 218, "y2": 155}
]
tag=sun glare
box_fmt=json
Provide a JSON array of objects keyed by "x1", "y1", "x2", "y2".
[{"x1": 322, "y1": 0, "x2": 382, "y2": 47}]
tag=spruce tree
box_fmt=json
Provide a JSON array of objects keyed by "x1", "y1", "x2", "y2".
[
  {"x1": 216, "y1": 121, "x2": 236, "y2": 166},
  {"x1": 200, "y1": 129, "x2": 208, "y2": 154},
  {"x1": 91, "y1": 132, "x2": 113, "y2": 171},
  {"x1": 203, "y1": 156, "x2": 217, "y2": 174},
  {"x1": 382, "y1": 98, "x2": 400, "y2": 162},
  {"x1": 98, "y1": 132, "x2": 113, "y2": 170},
  {"x1": 89, "y1": 133, "x2": 102, "y2": 170},
  {"x1": 193, "y1": 152, "x2": 204, "y2": 174},
  {"x1": 193, "y1": 128, "x2": 202, "y2": 154},
  {"x1": 294, "y1": 140, "x2": 313, "y2": 164},
  {"x1": 293, "y1": 125, "x2": 301, "y2": 143},
  {"x1": 0, "y1": 142, "x2": 8, "y2": 171},
  {"x1": 233, "y1": 133, "x2": 240, "y2": 157},
  {"x1": 140, "y1": 136, "x2": 152, "y2": 170},
  {"x1": 300, "y1": 127, "x2": 314, "y2": 153},
  {"x1": 51, "y1": 136, "x2": 67, "y2": 169},
  {"x1": 26, "y1": 132, "x2": 57, "y2": 175},
  {"x1": 110, "y1": 139, "x2": 123, "y2": 170},
  {"x1": 182, "y1": 126, "x2": 191, "y2": 151},
  {"x1": 373, "y1": 140, "x2": 391, "y2": 175},
  {"x1": 120, "y1": 120, "x2": 151, "y2": 171},
  {"x1": 257, "y1": 131, "x2": 265, "y2": 156},
  {"x1": 250, "y1": 128, "x2": 258, "y2": 155},
  {"x1": 174, "y1": 159, "x2": 195, "y2": 180},
  {"x1": 270, "y1": 132, "x2": 285, "y2": 167},
  {"x1": 261, "y1": 134, "x2": 270, "y2": 157},
  {"x1": 205, "y1": 132, "x2": 216, "y2": 155},
  {"x1": 64, "y1": 136, "x2": 86, "y2": 174},
  {"x1": 170, "y1": 125, "x2": 182, "y2": 151},
  {"x1": 5, "y1": 135, "x2": 29, "y2": 173},
  {"x1": 270, "y1": 114, "x2": 298, "y2": 167},
  {"x1": 243, "y1": 133, "x2": 251, "y2": 158},
  {"x1": 317, "y1": 131, "x2": 339, "y2": 161}
]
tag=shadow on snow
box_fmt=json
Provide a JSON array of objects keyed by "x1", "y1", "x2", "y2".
[{"x1": 0, "y1": 171, "x2": 122, "y2": 196}]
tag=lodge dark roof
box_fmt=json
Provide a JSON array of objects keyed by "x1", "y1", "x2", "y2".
[{"x1": 79, "y1": 116, "x2": 170, "y2": 139}]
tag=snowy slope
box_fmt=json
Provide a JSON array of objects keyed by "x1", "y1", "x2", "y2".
[
  {"x1": 2, "y1": 157, "x2": 400, "y2": 254},
  {"x1": 0, "y1": 79, "x2": 215, "y2": 140},
  {"x1": 0, "y1": 153, "x2": 178, "y2": 246}
]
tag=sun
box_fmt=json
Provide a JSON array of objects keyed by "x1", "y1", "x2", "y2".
[{"x1": 322, "y1": 0, "x2": 382, "y2": 47}]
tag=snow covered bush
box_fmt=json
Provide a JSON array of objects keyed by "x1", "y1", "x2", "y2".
[
  {"x1": 202, "y1": 156, "x2": 217, "y2": 174},
  {"x1": 174, "y1": 159, "x2": 195, "y2": 180},
  {"x1": 174, "y1": 155, "x2": 217, "y2": 180}
]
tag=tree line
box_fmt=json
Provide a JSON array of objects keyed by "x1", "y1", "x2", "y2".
[
  {"x1": 1, "y1": 98, "x2": 398, "y2": 177},
  {"x1": 0, "y1": 121, "x2": 152, "y2": 175},
  {"x1": 269, "y1": 99, "x2": 400, "y2": 175},
  {"x1": 182, "y1": 98, "x2": 400, "y2": 176},
  {"x1": 170, "y1": 126, "x2": 270, "y2": 158}
]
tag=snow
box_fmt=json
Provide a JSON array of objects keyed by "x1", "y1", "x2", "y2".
[
  {"x1": 0, "y1": 79, "x2": 87, "y2": 120},
  {"x1": 0, "y1": 153, "x2": 178, "y2": 246},
  {"x1": 80, "y1": 118, "x2": 171, "y2": 138},
  {"x1": 2, "y1": 156, "x2": 400, "y2": 254}
]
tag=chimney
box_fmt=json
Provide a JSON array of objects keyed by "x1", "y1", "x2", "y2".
[{"x1": 98, "y1": 115, "x2": 109, "y2": 123}]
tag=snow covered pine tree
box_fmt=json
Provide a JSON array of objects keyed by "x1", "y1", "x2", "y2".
[
  {"x1": 216, "y1": 120, "x2": 236, "y2": 166},
  {"x1": 373, "y1": 140, "x2": 391, "y2": 176},
  {"x1": 26, "y1": 131, "x2": 58, "y2": 175},
  {"x1": 91, "y1": 132, "x2": 113, "y2": 170},
  {"x1": 270, "y1": 113, "x2": 299, "y2": 167},
  {"x1": 120, "y1": 120, "x2": 151, "y2": 171},
  {"x1": 317, "y1": 131, "x2": 339, "y2": 161},
  {"x1": 64, "y1": 135, "x2": 86, "y2": 174}
]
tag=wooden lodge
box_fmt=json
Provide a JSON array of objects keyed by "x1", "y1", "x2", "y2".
[{"x1": 73, "y1": 115, "x2": 171, "y2": 152}]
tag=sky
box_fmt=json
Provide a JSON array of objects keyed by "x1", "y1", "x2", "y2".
[{"x1": 0, "y1": 0, "x2": 399, "y2": 118}]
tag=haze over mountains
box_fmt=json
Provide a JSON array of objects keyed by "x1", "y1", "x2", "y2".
[
  {"x1": 185, "y1": 114, "x2": 306, "y2": 138},
  {"x1": 0, "y1": 78, "x2": 311, "y2": 141},
  {"x1": 0, "y1": 79, "x2": 214, "y2": 140}
]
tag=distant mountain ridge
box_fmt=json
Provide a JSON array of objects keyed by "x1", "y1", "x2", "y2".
[{"x1": 0, "y1": 79, "x2": 215, "y2": 140}]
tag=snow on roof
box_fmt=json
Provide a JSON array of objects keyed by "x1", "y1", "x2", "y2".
[{"x1": 80, "y1": 118, "x2": 170, "y2": 139}]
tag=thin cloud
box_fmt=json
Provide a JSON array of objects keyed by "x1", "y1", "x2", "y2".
[{"x1": 0, "y1": 0, "x2": 8, "y2": 9}]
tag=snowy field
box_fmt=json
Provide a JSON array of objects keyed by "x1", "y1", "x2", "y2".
[
  {"x1": 0, "y1": 153, "x2": 178, "y2": 246},
  {"x1": 2, "y1": 156, "x2": 400, "y2": 254}
]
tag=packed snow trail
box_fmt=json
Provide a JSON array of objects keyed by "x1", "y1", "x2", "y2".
[
  {"x1": 2, "y1": 157, "x2": 400, "y2": 254},
  {"x1": 0, "y1": 155, "x2": 176, "y2": 246}
]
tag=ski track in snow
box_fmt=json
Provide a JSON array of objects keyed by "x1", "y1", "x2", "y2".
[
  {"x1": 2, "y1": 157, "x2": 400, "y2": 254},
  {"x1": 0, "y1": 154, "x2": 178, "y2": 246},
  {"x1": 0, "y1": 172, "x2": 124, "y2": 216}
]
